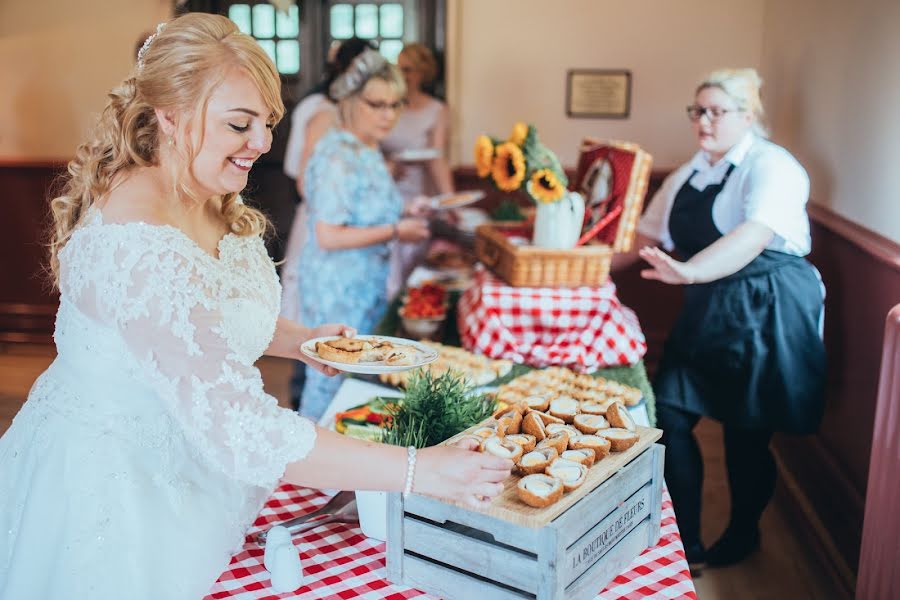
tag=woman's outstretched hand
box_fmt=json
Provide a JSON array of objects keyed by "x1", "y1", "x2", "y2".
[
  {"x1": 639, "y1": 246, "x2": 698, "y2": 285},
  {"x1": 301, "y1": 323, "x2": 356, "y2": 375},
  {"x1": 413, "y1": 438, "x2": 513, "y2": 509}
]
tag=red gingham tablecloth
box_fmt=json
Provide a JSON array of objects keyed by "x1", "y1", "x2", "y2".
[
  {"x1": 205, "y1": 485, "x2": 696, "y2": 600},
  {"x1": 457, "y1": 266, "x2": 647, "y2": 372}
]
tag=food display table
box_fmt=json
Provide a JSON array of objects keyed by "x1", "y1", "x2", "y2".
[
  {"x1": 458, "y1": 266, "x2": 647, "y2": 373},
  {"x1": 206, "y1": 483, "x2": 695, "y2": 600}
]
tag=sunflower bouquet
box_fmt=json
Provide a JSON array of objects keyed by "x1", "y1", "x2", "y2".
[{"x1": 474, "y1": 122, "x2": 569, "y2": 204}]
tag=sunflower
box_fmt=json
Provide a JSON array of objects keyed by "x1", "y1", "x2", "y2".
[
  {"x1": 528, "y1": 168, "x2": 566, "y2": 203},
  {"x1": 491, "y1": 142, "x2": 527, "y2": 191},
  {"x1": 474, "y1": 135, "x2": 494, "y2": 178},
  {"x1": 508, "y1": 122, "x2": 528, "y2": 146}
]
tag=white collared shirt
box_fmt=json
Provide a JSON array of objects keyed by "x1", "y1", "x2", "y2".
[{"x1": 638, "y1": 132, "x2": 812, "y2": 256}]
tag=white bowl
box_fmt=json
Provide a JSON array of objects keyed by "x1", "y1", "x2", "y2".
[{"x1": 400, "y1": 314, "x2": 446, "y2": 338}]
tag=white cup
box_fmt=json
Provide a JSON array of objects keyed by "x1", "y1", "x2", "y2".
[{"x1": 355, "y1": 490, "x2": 388, "y2": 541}]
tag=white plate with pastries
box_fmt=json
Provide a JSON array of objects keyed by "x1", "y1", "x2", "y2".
[{"x1": 300, "y1": 335, "x2": 439, "y2": 375}]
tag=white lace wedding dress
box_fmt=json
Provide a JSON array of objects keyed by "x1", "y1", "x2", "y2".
[{"x1": 0, "y1": 208, "x2": 317, "y2": 599}]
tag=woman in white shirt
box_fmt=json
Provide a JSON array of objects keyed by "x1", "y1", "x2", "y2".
[{"x1": 626, "y1": 69, "x2": 825, "y2": 570}]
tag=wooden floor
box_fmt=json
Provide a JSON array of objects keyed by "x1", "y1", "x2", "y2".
[{"x1": 0, "y1": 344, "x2": 840, "y2": 599}]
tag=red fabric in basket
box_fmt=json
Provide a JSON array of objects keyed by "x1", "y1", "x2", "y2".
[
  {"x1": 572, "y1": 145, "x2": 639, "y2": 246},
  {"x1": 206, "y1": 483, "x2": 696, "y2": 599},
  {"x1": 457, "y1": 265, "x2": 646, "y2": 371}
]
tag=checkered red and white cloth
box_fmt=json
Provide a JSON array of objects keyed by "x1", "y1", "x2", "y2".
[
  {"x1": 205, "y1": 485, "x2": 695, "y2": 600},
  {"x1": 457, "y1": 265, "x2": 647, "y2": 372}
]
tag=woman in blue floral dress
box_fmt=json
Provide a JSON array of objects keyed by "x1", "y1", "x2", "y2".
[{"x1": 298, "y1": 50, "x2": 431, "y2": 419}]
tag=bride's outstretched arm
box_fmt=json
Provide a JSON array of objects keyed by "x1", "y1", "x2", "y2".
[{"x1": 284, "y1": 428, "x2": 512, "y2": 509}]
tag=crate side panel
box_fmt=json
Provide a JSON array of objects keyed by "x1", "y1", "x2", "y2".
[{"x1": 401, "y1": 553, "x2": 536, "y2": 600}]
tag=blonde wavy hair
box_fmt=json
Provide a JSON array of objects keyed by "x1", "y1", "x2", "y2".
[
  {"x1": 48, "y1": 13, "x2": 285, "y2": 286},
  {"x1": 696, "y1": 68, "x2": 768, "y2": 138}
]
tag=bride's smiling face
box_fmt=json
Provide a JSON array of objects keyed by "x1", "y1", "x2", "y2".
[{"x1": 162, "y1": 68, "x2": 275, "y2": 198}]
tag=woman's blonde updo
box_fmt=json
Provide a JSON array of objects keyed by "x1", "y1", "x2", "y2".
[
  {"x1": 696, "y1": 68, "x2": 768, "y2": 137},
  {"x1": 399, "y1": 43, "x2": 438, "y2": 85},
  {"x1": 48, "y1": 12, "x2": 285, "y2": 286},
  {"x1": 330, "y1": 49, "x2": 406, "y2": 126}
]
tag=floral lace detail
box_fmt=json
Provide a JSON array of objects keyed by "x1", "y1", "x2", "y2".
[{"x1": 54, "y1": 211, "x2": 316, "y2": 488}]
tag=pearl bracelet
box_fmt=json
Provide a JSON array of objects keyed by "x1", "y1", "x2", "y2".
[{"x1": 403, "y1": 446, "x2": 417, "y2": 498}]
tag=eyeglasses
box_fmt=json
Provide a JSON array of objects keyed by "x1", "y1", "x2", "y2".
[
  {"x1": 360, "y1": 97, "x2": 405, "y2": 113},
  {"x1": 686, "y1": 105, "x2": 743, "y2": 122}
]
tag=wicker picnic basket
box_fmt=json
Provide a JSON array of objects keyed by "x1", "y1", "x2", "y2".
[{"x1": 475, "y1": 140, "x2": 652, "y2": 287}]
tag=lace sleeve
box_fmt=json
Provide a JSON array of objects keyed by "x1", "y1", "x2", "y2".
[{"x1": 62, "y1": 225, "x2": 317, "y2": 489}]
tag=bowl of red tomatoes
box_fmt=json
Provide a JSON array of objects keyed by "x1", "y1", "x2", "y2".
[{"x1": 399, "y1": 283, "x2": 448, "y2": 339}]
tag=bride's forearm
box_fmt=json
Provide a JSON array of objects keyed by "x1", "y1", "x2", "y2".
[{"x1": 283, "y1": 426, "x2": 407, "y2": 491}]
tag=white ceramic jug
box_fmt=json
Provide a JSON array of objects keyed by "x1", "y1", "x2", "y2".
[{"x1": 532, "y1": 191, "x2": 586, "y2": 249}]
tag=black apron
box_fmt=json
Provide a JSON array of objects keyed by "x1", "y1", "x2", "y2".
[{"x1": 654, "y1": 165, "x2": 826, "y2": 433}]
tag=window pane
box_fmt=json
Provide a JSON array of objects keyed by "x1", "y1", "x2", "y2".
[
  {"x1": 228, "y1": 4, "x2": 252, "y2": 35},
  {"x1": 379, "y1": 4, "x2": 403, "y2": 38},
  {"x1": 277, "y1": 40, "x2": 300, "y2": 74},
  {"x1": 258, "y1": 40, "x2": 277, "y2": 66},
  {"x1": 276, "y1": 4, "x2": 299, "y2": 38},
  {"x1": 380, "y1": 39, "x2": 403, "y2": 63},
  {"x1": 355, "y1": 4, "x2": 378, "y2": 39},
  {"x1": 330, "y1": 4, "x2": 354, "y2": 39},
  {"x1": 252, "y1": 4, "x2": 276, "y2": 39}
]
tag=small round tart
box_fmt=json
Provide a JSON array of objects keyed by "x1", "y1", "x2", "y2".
[
  {"x1": 573, "y1": 413, "x2": 610, "y2": 434},
  {"x1": 548, "y1": 397, "x2": 579, "y2": 423},
  {"x1": 570, "y1": 434, "x2": 612, "y2": 460},
  {"x1": 522, "y1": 395, "x2": 550, "y2": 412},
  {"x1": 316, "y1": 339, "x2": 370, "y2": 364},
  {"x1": 573, "y1": 374, "x2": 597, "y2": 390},
  {"x1": 620, "y1": 387, "x2": 642, "y2": 406},
  {"x1": 546, "y1": 458, "x2": 589, "y2": 492},
  {"x1": 515, "y1": 447, "x2": 558, "y2": 475},
  {"x1": 572, "y1": 389, "x2": 604, "y2": 403},
  {"x1": 521, "y1": 411, "x2": 547, "y2": 441},
  {"x1": 517, "y1": 474, "x2": 564, "y2": 508},
  {"x1": 544, "y1": 423, "x2": 581, "y2": 441},
  {"x1": 470, "y1": 419, "x2": 507, "y2": 438},
  {"x1": 598, "y1": 428, "x2": 640, "y2": 452},
  {"x1": 481, "y1": 435, "x2": 524, "y2": 461},
  {"x1": 536, "y1": 431, "x2": 569, "y2": 456},
  {"x1": 505, "y1": 433, "x2": 537, "y2": 453},
  {"x1": 561, "y1": 448, "x2": 595, "y2": 468},
  {"x1": 605, "y1": 402, "x2": 636, "y2": 432}
]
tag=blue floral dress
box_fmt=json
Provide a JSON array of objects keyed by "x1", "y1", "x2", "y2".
[{"x1": 297, "y1": 128, "x2": 403, "y2": 419}]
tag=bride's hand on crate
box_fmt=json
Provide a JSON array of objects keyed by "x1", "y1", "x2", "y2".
[{"x1": 415, "y1": 440, "x2": 513, "y2": 509}]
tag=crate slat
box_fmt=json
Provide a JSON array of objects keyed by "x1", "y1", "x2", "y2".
[{"x1": 402, "y1": 553, "x2": 535, "y2": 600}]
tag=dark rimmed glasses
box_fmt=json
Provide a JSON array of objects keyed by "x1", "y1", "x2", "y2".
[{"x1": 686, "y1": 105, "x2": 743, "y2": 122}]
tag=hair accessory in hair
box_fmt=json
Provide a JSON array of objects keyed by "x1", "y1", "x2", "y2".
[
  {"x1": 137, "y1": 22, "x2": 167, "y2": 73},
  {"x1": 329, "y1": 48, "x2": 388, "y2": 100}
]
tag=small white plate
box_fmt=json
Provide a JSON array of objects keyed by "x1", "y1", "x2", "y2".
[
  {"x1": 300, "y1": 335, "x2": 439, "y2": 375},
  {"x1": 392, "y1": 148, "x2": 442, "y2": 162},
  {"x1": 429, "y1": 190, "x2": 486, "y2": 210}
]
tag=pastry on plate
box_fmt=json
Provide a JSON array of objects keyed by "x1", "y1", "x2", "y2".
[
  {"x1": 517, "y1": 474, "x2": 563, "y2": 508},
  {"x1": 315, "y1": 338, "x2": 372, "y2": 363}
]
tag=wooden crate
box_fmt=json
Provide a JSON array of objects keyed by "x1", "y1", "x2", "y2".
[
  {"x1": 386, "y1": 427, "x2": 665, "y2": 600},
  {"x1": 475, "y1": 223, "x2": 614, "y2": 288}
]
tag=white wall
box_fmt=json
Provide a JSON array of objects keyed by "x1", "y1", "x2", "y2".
[
  {"x1": 446, "y1": 0, "x2": 766, "y2": 169},
  {"x1": 760, "y1": 0, "x2": 900, "y2": 242},
  {"x1": 0, "y1": 0, "x2": 172, "y2": 160}
]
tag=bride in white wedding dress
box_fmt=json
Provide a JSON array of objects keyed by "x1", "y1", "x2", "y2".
[{"x1": 0, "y1": 14, "x2": 512, "y2": 600}]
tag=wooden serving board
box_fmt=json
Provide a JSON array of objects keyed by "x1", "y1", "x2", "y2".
[{"x1": 441, "y1": 425, "x2": 662, "y2": 528}]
